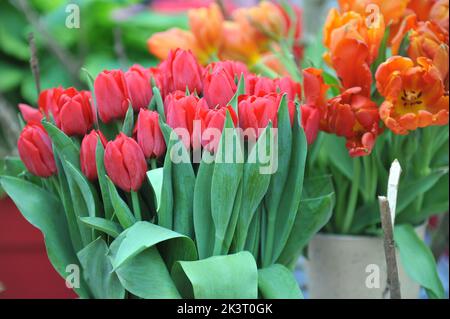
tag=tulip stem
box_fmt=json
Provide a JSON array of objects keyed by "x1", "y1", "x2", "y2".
[
  {"x1": 150, "y1": 158, "x2": 158, "y2": 170},
  {"x1": 252, "y1": 61, "x2": 280, "y2": 79},
  {"x1": 131, "y1": 191, "x2": 142, "y2": 221},
  {"x1": 341, "y1": 158, "x2": 361, "y2": 234}
]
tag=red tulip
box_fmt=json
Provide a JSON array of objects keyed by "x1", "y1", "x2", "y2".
[
  {"x1": 104, "y1": 133, "x2": 147, "y2": 192},
  {"x1": 246, "y1": 75, "x2": 277, "y2": 97},
  {"x1": 17, "y1": 123, "x2": 56, "y2": 177},
  {"x1": 238, "y1": 94, "x2": 279, "y2": 140},
  {"x1": 206, "y1": 61, "x2": 250, "y2": 81},
  {"x1": 194, "y1": 105, "x2": 238, "y2": 152},
  {"x1": 300, "y1": 105, "x2": 320, "y2": 145},
  {"x1": 203, "y1": 63, "x2": 237, "y2": 108},
  {"x1": 94, "y1": 69, "x2": 130, "y2": 123},
  {"x1": 125, "y1": 64, "x2": 153, "y2": 111},
  {"x1": 80, "y1": 130, "x2": 108, "y2": 181},
  {"x1": 18, "y1": 103, "x2": 43, "y2": 123},
  {"x1": 58, "y1": 88, "x2": 94, "y2": 136},
  {"x1": 135, "y1": 109, "x2": 166, "y2": 159},
  {"x1": 158, "y1": 49, "x2": 203, "y2": 97},
  {"x1": 164, "y1": 91, "x2": 207, "y2": 150},
  {"x1": 38, "y1": 87, "x2": 64, "y2": 126},
  {"x1": 276, "y1": 77, "x2": 302, "y2": 101}
]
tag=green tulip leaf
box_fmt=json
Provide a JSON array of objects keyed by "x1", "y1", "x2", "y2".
[
  {"x1": 211, "y1": 113, "x2": 244, "y2": 255},
  {"x1": 77, "y1": 237, "x2": 125, "y2": 299},
  {"x1": 42, "y1": 121, "x2": 80, "y2": 168},
  {"x1": 109, "y1": 221, "x2": 197, "y2": 271},
  {"x1": 80, "y1": 217, "x2": 123, "y2": 238},
  {"x1": 172, "y1": 251, "x2": 258, "y2": 299},
  {"x1": 96, "y1": 139, "x2": 114, "y2": 220},
  {"x1": 258, "y1": 264, "x2": 303, "y2": 299},
  {"x1": 146, "y1": 167, "x2": 163, "y2": 211},
  {"x1": 121, "y1": 105, "x2": 134, "y2": 137},
  {"x1": 106, "y1": 177, "x2": 136, "y2": 229},
  {"x1": 193, "y1": 156, "x2": 215, "y2": 259},
  {"x1": 395, "y1": 224, "x2": 445, "y2": 299}
]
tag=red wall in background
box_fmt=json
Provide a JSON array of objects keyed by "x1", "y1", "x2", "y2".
[{"x1": 0, "y1": 198, "x2": 76, "y2": 299}]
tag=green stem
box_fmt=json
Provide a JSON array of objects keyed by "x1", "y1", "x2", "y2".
[
  {"x1": 150, "y1": 158, "x2": 158, "y2": 170},
  {"x1": 131, "y1": 191, "x2": 142, "y2": 221},
  {"x1": 341, "y1": 158, "x2": 361, "y2": 234}
]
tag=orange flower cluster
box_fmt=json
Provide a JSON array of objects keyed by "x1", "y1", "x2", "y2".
[
  {"x1": 147, "y1": 1, "x2": 303, "y2": 69},
  {"x1": 320, "y1": 0, "x2": 449, "y2": 149}
]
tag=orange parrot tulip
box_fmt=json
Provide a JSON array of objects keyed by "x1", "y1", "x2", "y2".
[
  {"x1": 188, "y1": 3, "x2": 224, "y2": 59},
  {"x1": 219, "y1": 21, "x2": 261, "y2": 66},
  {"x1": 430, "y1": 0, "x2": 449, "y2": 33},
  {"x1": 338, "y1": 0, "x2": 409, "y2": 25},
  {"x1": 376, "y1": 56, "x2": 449, "y2": 135},
  {"x1": 323, "y1": 9, "x2": 385, "y2": 96},
  {"x1": 320, "y1": 87, "x2": 381, "y2": 157}
]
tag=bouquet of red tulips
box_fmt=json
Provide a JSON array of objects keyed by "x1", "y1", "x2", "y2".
[{"x1": 0, "y1": 48, "x2": 333, "y2": 298}]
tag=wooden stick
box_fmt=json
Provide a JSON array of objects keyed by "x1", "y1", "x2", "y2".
[
  {"x1": 28, "y1": 32, "x2": 41, "y2": 95},
  {"x1": 378, "y1": 196, "x2": 402, "y2": 299}
]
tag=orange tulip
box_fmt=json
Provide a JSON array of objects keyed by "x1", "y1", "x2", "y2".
[
  {"x1": 376, "y1": 56, "x2": 449, "y2": 135},
  {"x1": 323, "y1": 9, "x2": 385, "y2": 95},
  {"x1": 320, "y1": 87, "x2": 381, "y2": 157},
  {"x1": 338, "y1": 0, "x2": 410, "y2": 25},
  {"x1": 188, "y1": 3, "x2": 224, "y2": 59},
  {"x1": 430, "y1": 0, "x2": 449, "y2": 33},
  {"x1": 219, "y1": 21, "x2": 261, "y2": 65},
  {"x1": 147, "y1": 28, "x2": 199, "y2": 61},
  {"x1": 407, "y1": 0, "x2": 437, "y2": 22},
  {"x1": 391, "y1": 17, "x2": 449, "y2": 89}
]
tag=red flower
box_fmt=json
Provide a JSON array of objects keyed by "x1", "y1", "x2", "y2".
[
  {"x1": 246, "y1": 75, "x2": 302, "y2": 101},
  {"x1": 80, "y1": 130, "x2": 108, "y2": 181},
  {"x1": 58, "y1": 88, "x2": 94, "y2": 136},
  {"x1": 207, "y1": 61, "x2": 250, "y2": 80},
  {"x1": 321, "y1": 88, "x2": 381, "y2": 157},
  {"x1": 94, "y1": 69, "x2": 130, "y2": 123},
  {"x1": 300, "y1": 105, "x2": 320, "y2": 145},
  {"x1": 125, "y1": 64, "x2": 153, "y2": 111},
  {"x1": 38, "y1": 87, "x2": 64, "y2": 126},
  {"x1": 194, "y1": 105, "x2": 238, "y2": 153},
  {"x1": 104, "y1": 133, "x2": 147, "y2": 192},
  {"x1": 18, "y1": 103, "x2": 43, "y2": 123},
  {"x1": 135, "y1": 109, "x2": 166, "y2": 159},
  {"x1": 238, "y1": 94, "x2": 294, "y2": 140},
  {"x1": 158, "y1": 49, "x2": 203, "y2": 97},
  {"x1": 203, "y1": 63, "x2": 237, "y2": 108},
  {"x1": 164, "y1": 91, "x2": 207, "y2": 149},
  {"x1": 17, "y1": 123, "x2": 56, "y2": 177}
]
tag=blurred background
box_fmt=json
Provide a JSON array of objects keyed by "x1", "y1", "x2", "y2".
[{"x1": 0, "y1": 0, "x2": 447, "y2": 298}]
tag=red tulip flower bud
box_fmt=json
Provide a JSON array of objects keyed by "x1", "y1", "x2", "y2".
[
  {"x1": 246, "y1": 76, "x2": 277, "y2": 97},
  {"x1": 38, "y1": 87, "x2": 64, "y2": 126},
  {"x1": 18, "y1": 103, "x2": 43, "y2": 123},
  {"x1": 158, "y1": 49, "x2": 203, "y2": 97},
  {"x1": 238, "y1": 94, "x2": 294, "y2": 139},
  {"x1": 276, "y1": 77, "x2": 302, "y2": 101},
  {"x1": 94, "y1": 70, "x2": 130, "y2": 123},
  {"x1": 125, "y1": 64, "x2": 153, "y2": 111},
  {"x1": 80, "y1": 130, "x2": 108, "y2": 181},
  {"x1": 164, "y1": 91, "x2": 207, "y2": 150},
  {"x1": 203, "y1": 64, "x2": 237, "y2": 108},
  {"x1": 300, "y1": 105, "x2": 320, "y2": 145},
  {"x1": 135, "y1": 109, "x2": 166, "y2": 159},
  {"x1": 104, "y1": 133, "x2": 147, "y2": 192},
  {"x1": 17, "y1": 123, "x2": 56, "y2": 177},
  {"x1": 194, "y1": 105, "x2": 238, "y2": 153},
  {"x1": 58, "y1": 88, "x2": 95, "y2": 136}
]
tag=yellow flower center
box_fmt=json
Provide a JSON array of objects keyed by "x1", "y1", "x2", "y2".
[{"x1": 397, "y1": 89, "x2": 425, "y2": 115}]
